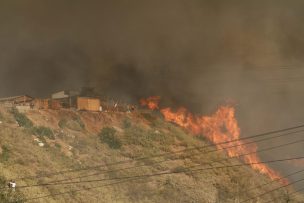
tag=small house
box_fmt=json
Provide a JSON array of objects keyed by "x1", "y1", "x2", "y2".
[
  {"x1": 0, "y1": 95, "x2": 34, "y2": 107},
  {"x1": 77, "y1": 97, "x2": 101, "y2": 111},
  {"x1": 51, "y1": 90, "x2": 80, "y2": 108},
  {"x1": 33, "y1": 99, "x2": 49, "y2": 109}
]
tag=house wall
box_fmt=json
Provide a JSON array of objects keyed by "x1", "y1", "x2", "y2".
[
  {"x1": 77, "y1": 97, "x2": 101, "y2": 111},
  {"x1": 50, "y1": 100, "x2": 62, "y2": 110},
  {"x1": 1, "y1": 102, "x2": 13, "y2": 108},
  {"x1": 16, "y1": 105, "x2": 31, "y2": 113},
  {"x1": 0, "y1": 95, "x2": 33, "y2": 105},
  {"x1": 33, "y1": 99, "x2": 49, "y2": 109},
  {"x1": 14, "y1": 96, "x2": 33, "y2": 104}
]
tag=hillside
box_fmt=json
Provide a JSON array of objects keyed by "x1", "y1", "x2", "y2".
[{"x1": 0, "y1": 107, "x2": 302, "y2": 203}]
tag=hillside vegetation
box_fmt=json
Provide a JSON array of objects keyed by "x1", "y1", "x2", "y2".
[{"x1": 0, "y1": 107, "x2": 302, "y2": 202}]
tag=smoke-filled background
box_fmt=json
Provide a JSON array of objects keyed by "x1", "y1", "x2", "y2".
[{"x1": 1, "y1": 0, "x2": 304, "y2": 182}]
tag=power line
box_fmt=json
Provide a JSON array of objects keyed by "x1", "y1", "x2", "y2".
[
  {"x1": 245, "y1": 168, "x2": 304, "y2": 194},
  {"x1": 15, "y1": 124, "x2": 304, "y2": 181},
  {"x1": 262, "y1": 180, "x2": 304, "y2": 203},
  {"x1": 44, "y1": 129, "x2": 304, "y2": 185},
  {"x1": 17, "y1": 142, "x2": 304, "y2": 190},
  {"x1": 263, "y1": 186, "x2": 304, "y2": 203},
  {"x1": 24, "y1": 178, "x2": 147, "y2": 202},
  {"x1": 240, "y1": 169, "x2": 304, "y2": 203},
  {"x1": 23, "y1": 156, "x2": 304, "y2": 202},
  {"x1": 14, "y1": 123, "x2": 304, "y2": 201},
  {"x1": 10, "y1": 128, "x2": 304, "y2": 189},
  {"x1": 241, "y1": 176, "x2": 304, "y2": 203},
  {"x1": 7, "y1": 123, "x2": 301, "y2": 203}
]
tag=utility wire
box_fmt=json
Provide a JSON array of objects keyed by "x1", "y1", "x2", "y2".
[
  {"x1": 16, "y1": 140, "x2": 304, "y2": 190},
  {"x1": 241, "y1": 176, "x2": 304, "y2": 202},
  {"x1": 24, "y1": 156, "x2": 304, "y2": 202},
  {"x1": 263, "y1": 186, "x2": 304, "y2": 203},
  {"x1": 262, "y1": 181, "x2": 304, "y2": 203},
  {"x1": 15, "y1": 124, "x2": 304, "y2": 181},
  {"x1": 24, "y1": 177, "x2": 147, "y2": 202},
  {"x1": 44, "y1": 129, "x2": 304, "y2": 185},
  {"x1": 245, "y1": 168, "x2": 304, "y2": 193}
]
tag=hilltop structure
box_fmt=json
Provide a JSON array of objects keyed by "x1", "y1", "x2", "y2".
[{"x1": 0, "y1": 87, "x2": 135, "y2": 113}]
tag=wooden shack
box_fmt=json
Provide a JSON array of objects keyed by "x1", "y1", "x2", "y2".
[
  {"x1": 0, "y1": 95, "x2": 33, "y2": 107},
  {"x1": 33, "y1": 99, "x2": 49, "y2": 109},
  {"x1": 77, "y1": 97, "x2": 101, "y2": 111},
  {"x1": 51, "y1": 90, "x2": 80, "y2": 108}
]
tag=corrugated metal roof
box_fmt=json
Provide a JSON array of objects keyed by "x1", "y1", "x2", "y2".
[{"x1": 0, "y1": 95, "x2": 33, "y2": 102}]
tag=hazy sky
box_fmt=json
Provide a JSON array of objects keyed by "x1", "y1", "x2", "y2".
[{"x1": 1, "y1": 1, "x2": 304, "y2": 131}]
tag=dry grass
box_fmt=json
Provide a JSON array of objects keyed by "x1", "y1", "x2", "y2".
[{"x1": 0, "y1": 106, "x2": 301, "y2": 202}]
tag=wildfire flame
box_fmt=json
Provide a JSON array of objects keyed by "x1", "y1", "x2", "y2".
[
  {"x1": 141, "y1": 97, "x2": 286, "y2": 183},
  {"x1": 140, "y1": 96, "x2": 160, "y2": 110}
]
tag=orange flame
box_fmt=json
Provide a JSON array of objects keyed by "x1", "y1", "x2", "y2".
[
  {"x1": 140, "y1": 96, "x2": 160, "y2": 110},
  {"x1": 161, "y1": 106, "x2": 285, "y2": 182},
  {"x1": 140, "y1": 97, "x2": 286, "y2": 183}
]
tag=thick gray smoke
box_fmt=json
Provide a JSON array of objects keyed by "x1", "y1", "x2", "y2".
[{"x1": 1, "y1": 0, "x2": 304, "y2": 182}]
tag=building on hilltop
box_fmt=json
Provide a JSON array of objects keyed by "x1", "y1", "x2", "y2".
[
  {"x1": 0, "y1": 87, "x2": 135, "y2": 113},
  {"x1": 51, "y1": 88, "x2": 103, "y2": 111},
  {"x1": 0, "y1": 95, "x2": 33, "y2": 107},
  {"x1": 51, "y1": 90, "x2": 80, "y2": 109},
  {"x1": 77, "y1": 97, "x2": 101, "y2": 111},
  {"x1": 0, "y1": 95, "x2": 34, "y2": 112}
]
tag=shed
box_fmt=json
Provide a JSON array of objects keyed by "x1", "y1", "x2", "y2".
[
  {"x1": 33, "y1": 99, "x2": 49, "y2": 109},
  {"x1": 51, "y1": 90, "x2": 80, "y2": 108},
  {"x1": 0, "y1": 95, "x2": 33, "y2": 106},
  {"x1": 77, "y1": 97, "x2": 101, "y2": 111}
]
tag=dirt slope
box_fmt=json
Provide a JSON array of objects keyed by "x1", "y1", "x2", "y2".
[{"x1": 0, "y1": 107, "x2": 302, "y2": 203}]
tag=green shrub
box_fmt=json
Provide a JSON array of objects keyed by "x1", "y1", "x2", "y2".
[
  {"x1": 0, "y1": 145, "x2": 9, "y2": 162},
  {"x1": 10, "y1": 108, "x2": 33, "y2": 128},
  {"x1": 122, "y1": 118, "x2": 132, "y2": 129},
  {"x1": 58, "y1": 119, "x2": 67, "y2": 128},
  {"x1": 99, "y1": 127, "x2": 121, "y2": 149},
  {"x1": 32, "y1": 126, "x2": 55, "y2": 139},
  {"x1": 141, "y1": 113, "x2": 156, "y2": 123},
  {"x1": 124, "y1": 126, "x2": 153, "y2": 147},
  {"x1": 150, "y1": 130, "x2": 174, "y2": 146},
  {"x1": 74, "y1": 116, "x2": 85, "y2": 129},
  {"x1": 196, "y1": 134, "x2": 207, "y2": 142},
  {"x1": 124, "y1": 126, "x2": 173, "y2": 151},
  {"x1": 67, "y1": 120, "x2": 83, "y2": 131},
  {"x1": 54, "y1": 143, "x2": 61, "y2": 149},
  {"x1": 59, "y1": 116, "x2": 85, "y2": 131},
  {"x1": 58, "y1": 116, "x2": 85, "y2": 131}
]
